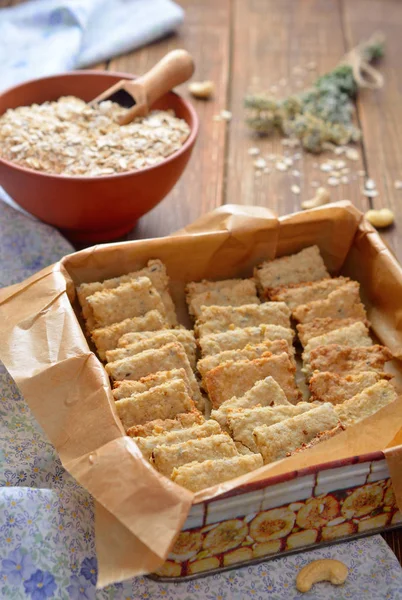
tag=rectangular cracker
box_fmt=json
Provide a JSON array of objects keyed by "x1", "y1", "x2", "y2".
[
  {"x1": 91, "y1": 309, "x2": 167, "y2": 360},
  {"x1": 210, "y1": 376, "x2": 291, "y2": 431},
  {"x1": 112, "y1": 368, "x2": 191, "y2": 400},
  {"x1": 126, "y1": 411, "x2": 205, "y2": 438},
  {"x1": 308, "y1": 344, "x2": 393, "y2": 376},
  {"x1": 86, "y1": 277, "x2": 166, "y2": 329},
  {"x1": 335, "y1": 380, "x2": 397, "y2": 427},
  {"x1": 115, "y1": 379, "x2": 196, "y2": 430},
  {"x1": 131, "y1": 421, "x2": 222, "y2": 459},
  {"x1": 205, "y1": 352, "x2": 300, "y2": 407},
  {"x1": 151, "y1": 434, "x2": 238, "y2": 477},
  {"x1": 292, "y1": 281, "x2": 367, "y2": 324},
  {"x1": 77, "y1": 259, "x2": 177, "y2": 328},
  {"x1": 106, "y1": 342, "x2": 203, "y2": 409},
  {"x1": 171, "y1": 454, "x2": 263, "y2": 492},
  {"x1": 228, "y1": 403, "x2": 316, "y2": 451},
  {"x1": 106, "y1": 329, "x2": 196, "y2": 369},
  {"x1": 253, "y1": 403, "x2": 340, "y2": 463},
  {"x1": 188, "y1": 280, "x2": 259, "y2": 318},
  {"x1": 254, "y1": 246, "x2": 329, "y2": 298},
  {"x1": 195, "y1": 302, "x2": 291, "y2": 337},
  {"x1": 288, "y1": 424, "x2": 345, "y2": 455},
  {"x1": 309, "y1": 371, "x2": 382, "y2": 404},
  {"x1": 199, "y1": 324, "x2": 294, "y2": 357},
  {"x1": 302, "y1": 322, "x2": 372, "y2": 369},
  {"x1": 220, "y1": 376, "x2": 290, "y2": 410},
  {"x1": 270, "y1": 276, "x2": 350, "y2": 310},
  {"x1": 297, "y1": 317, "x2": 368, "y2": 348},
  {"x1": 197, "y1": 340, "x2": 291, "y2": 381}
]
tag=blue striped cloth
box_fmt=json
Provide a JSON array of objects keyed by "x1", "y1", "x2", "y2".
[{"x1": 0, "y1": 0, "x2": 183, "y2": 91}]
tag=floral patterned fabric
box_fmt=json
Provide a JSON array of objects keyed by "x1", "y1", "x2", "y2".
[{"x1": 1, "y1": 197, "x2": 402, "y2": 599}]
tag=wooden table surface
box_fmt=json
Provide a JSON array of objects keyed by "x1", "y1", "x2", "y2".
[{"x1": 4, "y1": 0, "x2": 402, "y2": 564}]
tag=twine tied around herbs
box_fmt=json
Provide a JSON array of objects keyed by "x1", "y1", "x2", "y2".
[{"x1": 342, "y1": 32, "x2": 385, "y2": 90}]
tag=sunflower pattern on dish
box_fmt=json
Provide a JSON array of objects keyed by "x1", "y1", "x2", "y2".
[
  {"x1": 341, "y1": 483, "x2": 384, "y2": 519},
  {"x1": 169, "y1": 530, "x2": 203, "y2": 561},
  {"x1": 296, "y1": 495, "x2": 339, "y2": 529},
  {"x1": 202, "y1": 519, "x2": 248, "y2": 555},
  {"x1": 249, "y1": 508, "x2": 295, "y2": 542}
]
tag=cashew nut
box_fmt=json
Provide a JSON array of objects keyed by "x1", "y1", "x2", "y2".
[
  {"x1": 188, "y1": 80, "x2": 215, "y2": 99},
  {"x1": 365, "y1": 208, "x2": 394, "y2": 228},
  {"x1": 296, "y1": 559, "x2": 348, "y2": 593},
  {"x1": 301, "y1": 187, "x2": 331, "y2": 210}
]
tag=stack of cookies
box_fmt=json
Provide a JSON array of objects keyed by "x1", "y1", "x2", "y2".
[{"x1": 75, "y1": 247, "x2": 398, "y2": 493}]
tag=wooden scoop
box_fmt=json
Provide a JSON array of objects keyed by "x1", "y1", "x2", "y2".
[{"x1": 90, "y1": 49, "x2": 194, "y2": 125}]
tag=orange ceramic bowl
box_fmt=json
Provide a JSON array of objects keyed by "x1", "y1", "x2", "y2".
[{"x1": 0, "y1": 71, "x2": 198, "y2": 243}]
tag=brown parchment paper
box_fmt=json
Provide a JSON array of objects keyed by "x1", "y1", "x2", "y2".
[{"x1": 1, "y1": 201, "x2": 402, "y2": 587}]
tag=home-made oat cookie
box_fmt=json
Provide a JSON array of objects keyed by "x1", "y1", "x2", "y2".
[
  {"x1": 292, "y1": 281, "x2": 366, "y2": 324},
  {"x1": 77, "y1": 259, "x2": 177, "y2": 329},
  {"x1": 308, "y1": 344, "x2": 393, "y2": 376},
  {"x1": 199, "y1": 324, "x2": 294, "y2": 357},
  {"x1": 309, "y1": 371, "x2": 382, "y2": 404},
  {"x1": 270, "y1": 276, "x2": 350, "y2": 311},
  {"x1": 112, "y1": 368, "x2": 192, "y2": 400},
  {"x1": 254, "y1": 246, "x2": 329, "y2": 298},
  {"x1": 253, "y1": 403, "x2": 340, "y2": 464},
  {"x1": 302, "y1": 322, "x2": 372, "y2": 372},
  {"x1": 151, "y1": 434, "x2": 238, "y2": 477},
  {"x1": 188, "y1": 279, "x2": 260, "y2": 318},
  {"x1": 126, "y1": 411, "x2": 205, "y2": 438},
  {"x1": 171, "y1": 454, "x2": 263, "y2": 492},
  {"x1": 335, "y1": 380, "x2": 397, "y2": 427},
  {"x1": 86, "y1": 277, "x2": 166, "y2": 329},
  {"x1": 197, "y1": 340, "x2": 292, "y2": 381},
  {"x1": 132, "y1": 421, "x2": 222, "y2": 460},
  {"x1": 106, "y1": 329, "x2": 196, "y2": 368},
  {"x1": 195, "y1": 302, "x2": 291, "y2": 337},
  {"x1": 106, "y1": 342, "x2": 203, "y2": 409},
  {"x1": 205, "y1": 352, "x2": 300, "y2": 407},
  {"x1": 297, "y1": 316, "x2": 369, "y2": 348},
  {"x1": 115, "y1": 379, "x2": 196, "y2": 430},
  {"x1": 227, "y1": 403, "x2": 316, "y2": 452},
  {"x1": 91, "y1": 309, "x2": 167, "y2": 360}
]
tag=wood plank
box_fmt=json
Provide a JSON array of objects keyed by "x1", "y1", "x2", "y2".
[
  {"x1": 342, "y1": 0, "x2": 402, "y2": 261},
  {"x1": 226, "y1": 0, "x2": 369, "y2": 217},
  {"x1": 109, "y1": 0, "x2": 230, "y2": 239}
]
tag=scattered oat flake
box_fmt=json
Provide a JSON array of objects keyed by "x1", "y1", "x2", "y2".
[
  {"x1": 341, "y1": 176, "x2": 349, "y2": 184},
  {"x1": 220, "y1": 110, "x2": 232, "y2": 121},
  {"x1": 365, "y1": 179, "x2": 376, "y2": 190},
  {"x1": 345, "y1": 147, "x2": 359, "y2": 161},
  {"x1": 275, "y1": 161, "x2": 287, "y2": 171},
  {"x1": 394, "y1": 180, "x2": 402, "y2": 190},
  {"x1": 291, "y1": 184, "x2": 301, "y2": 194},
  {"x1": 335, "y1": 160, "x2": 346, "y2": 170},
  {"x1": 358, "y1": 170, "x2": 366, "y2": 177},
  {"x1": 284, "y1": 157, "x2": 293, "y2": 166},
  {"x1": 213, "y1": 115, "x2": 223, "y2": 121},
  {"x1": 320, "y1": 163, "x2": 332, "y2": 172},
  {"x1": 248, "y1": 147, "x2": 260, "y2": 156},
  {"x1": 294, "y1": 152, "x2": 302, "y2": 160},
  {"x1": 282, "y1": 138, "x2": 300, "y2": 148},
  {"x1": 292, "y1": 169, "x2": 300, "y2": 177},
  {"x1": 328, "y1": 177, "x2": 340, "y2": 186},
  {"x1": 334, "y1": 146, "x2": 345, "y2": 155},
  {"x1": 364, "y1": 189, "x2": 379, "y2": 198},
  {"x1": 254, "y1": 158, "x2": 267, "y2": 169}
]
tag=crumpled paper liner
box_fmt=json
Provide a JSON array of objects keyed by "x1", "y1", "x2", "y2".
[{"x1": 1, "y1": 201, "x2": 402, "y2": 587}]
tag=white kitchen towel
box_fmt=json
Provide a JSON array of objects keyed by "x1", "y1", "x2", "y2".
[{"x1": 0, "y1": 0, "x2": 184, "y2": 92}]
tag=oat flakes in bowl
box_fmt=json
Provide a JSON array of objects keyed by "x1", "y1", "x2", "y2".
[
  {"x1": 0, "y1": 71, "x2": 198, "y2": 242},
  {"x1": 0, "y1": 96, "x2": 191, "y2": 177}
]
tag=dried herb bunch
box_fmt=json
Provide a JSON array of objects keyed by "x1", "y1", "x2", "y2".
[{"x1": 244, "y1": 34, "x2": 385, "y2": 153}]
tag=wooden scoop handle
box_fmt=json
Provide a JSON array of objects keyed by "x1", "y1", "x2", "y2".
[
  {"x1": 138, "y1": 49, "x2": 194, "y2": 107},
  {"x1": 119, "y1": 50, "x2": 194, "y2": 124}
]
